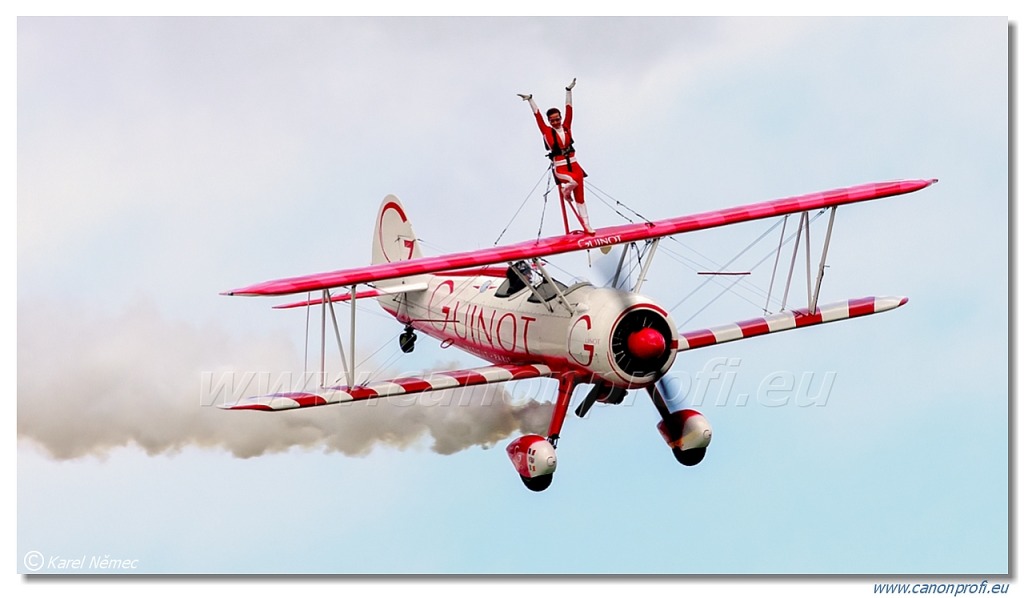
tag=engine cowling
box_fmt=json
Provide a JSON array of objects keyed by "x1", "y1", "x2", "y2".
[
  {"x1": 657, "y1": 409, "x2": 712, "y2": 466},
  {"x1": 567, "y1": 289, "x2": 678, "y2": 388},
  {"x1": 506, "y1": 434, "x2": 557, "y2": 491}
]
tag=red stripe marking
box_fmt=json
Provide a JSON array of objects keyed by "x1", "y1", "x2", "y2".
[
  {"x1": 792, "y1": 309, "x2": 824, "y2": 326},
  {"x1": 345, "y1": 387, "x2": 379, "y2": 401},
  {"x1": 445, "y1": 369, "x2": 490, "y2": 386},
  {"x1": 847, "y1": 297, "x2": 876, "y2": 317},
  {"x1": 293, "y1": 394, "x2": 328, "y2": 408},
  {"x1": 682, "y1": 330, "x2": 717, "y2": 349},
  {"x1": 509, "y1": 365, "x2": 542, "y2": 380},
  {"x1": 392, "y1": 378, "x2": 433, "y2": 393},
  {"x1": 736, "y1": 318, "x2": 771, "y2": 337},
  {"x1": 267, "y1": 392, "x2": 327, "y2": 408}
]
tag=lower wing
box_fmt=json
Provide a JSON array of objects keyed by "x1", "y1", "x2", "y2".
[
  {"x1": 678, "y1": 296, "x2": 907, "y2": 351},
  {"x1": 219, "y1": 363, "x2": 555, "y2": 411}
]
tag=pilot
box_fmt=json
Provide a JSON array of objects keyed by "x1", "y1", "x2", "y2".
[
  {"x1": 518, "y1": 78, "x2": 594, "y2": 234},
  {"x1": 506, "y1": 260, "x2": 533, "y2": 294}
]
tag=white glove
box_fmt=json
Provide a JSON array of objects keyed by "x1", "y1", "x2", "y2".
[
  {"x1": 565, "y1": 78, "x2": 576, "y2": 90},
  {"x1": 517, "y1": 93, "x2": 533, "y2": 101}
]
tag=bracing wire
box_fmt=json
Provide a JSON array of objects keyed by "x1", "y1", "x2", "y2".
[
  {"x1": 665, "y1": 218, "x2": 786, "y2": 313},
  {"x1": 585, "y1": 177, "x2": 831, "y2": 319},
  {"x1": 587, "y1": 181, "x2": 654, "y2": 225},
  {"x1": 494, "y1": 167, "x2": 552, "y2": 246},
  {"x1": 536, "y1": 168, "x2": 554, "y2": 242},
  {"x1": 675, "y1": 210, "x2": 827, "y2": 326}
]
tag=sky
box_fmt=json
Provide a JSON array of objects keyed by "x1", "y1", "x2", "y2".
[{"x1": 12, "y1": 13, "x2": 1012, "y2": 595}]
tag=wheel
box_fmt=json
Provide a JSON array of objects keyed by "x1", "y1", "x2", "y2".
[
  {"x1": 399, "y1": 329, "x2": 417, "y2": 353},
  {"x1": 520, "y1": 474, "x2": 553, "y2": 492},
  {"x1": 673, "y1": 447, "x2": 706, "y2": 467}
]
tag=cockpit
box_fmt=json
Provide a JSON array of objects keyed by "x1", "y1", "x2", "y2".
[{"x1": 494, "y1": 260, "x2": 592, "y2": 303}]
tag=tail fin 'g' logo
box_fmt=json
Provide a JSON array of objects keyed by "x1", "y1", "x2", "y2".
[{"x1": 378, "y1": 202, "x2": 414, "y2": 263}]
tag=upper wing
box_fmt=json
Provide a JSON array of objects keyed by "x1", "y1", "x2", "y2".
[
  {"x1": 224, "y1": 179, "x2": 935, "y2": 297},
  {"x1": 271, "y1": 281, "x2": 430, "y2": 309}
]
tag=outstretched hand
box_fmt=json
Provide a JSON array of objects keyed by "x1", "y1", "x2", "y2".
[
  {"x1": 566, "y1": 77, "x2": 576, "y2": 90},
  {"x1": 517, "y1": 93, "x2": 533, "y2": 101}
]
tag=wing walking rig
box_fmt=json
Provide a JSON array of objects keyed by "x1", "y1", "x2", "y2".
[{"x1": 222, "y1": 179, "x2": 936, "y2": 491}]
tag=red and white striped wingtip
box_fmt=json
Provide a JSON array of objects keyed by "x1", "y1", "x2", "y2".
[{"x1": 678, "y1": 296, "x2": 908, "y2": 351}]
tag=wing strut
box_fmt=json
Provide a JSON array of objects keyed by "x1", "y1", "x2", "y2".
[
  {"x1": 610, "y1": 243, "x2": 630, "y2": 288},
  {"x1": 605, "y1": 239, "x2": 661, "y2": 293},
  {"x1": 349, "y1": 285, "x2": 357, "y2": 387},
  {"x1": 810, "y1": 207, "x2": 837, "y2": 313},
  {"x1": 772, "y1": 206, "x2": 837, "y2": 315},
  {"x1": 632, "y1": 238, "x2": 662, "y2": 294},
  {"x1": 311, "y1": 287, "x2": 359, "y2": 389},
  {"x1": 325, "y1": 290, "x2": 349, "y2": 388},
  {"x1": 763, "y1": 216, "x2": 789, "y2": 315},
  {"x1": 533, "y1": 260, "x2": 573, "y2": 314}
]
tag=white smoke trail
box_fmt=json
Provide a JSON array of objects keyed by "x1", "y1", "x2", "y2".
[{"x1": 17, "y1": 300, "x2": 553, "y2": 460}]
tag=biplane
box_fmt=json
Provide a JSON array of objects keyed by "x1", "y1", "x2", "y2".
[{"x1": 221, "y1": 179, "x2": 936, "y2": 491}]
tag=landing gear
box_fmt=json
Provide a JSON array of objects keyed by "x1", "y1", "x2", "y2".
[
  {"x1": 398, "y1": 325, "x2": 417, "y2": 353},
  {"x1": 575, "y1": 383, "x2": 627, "y2": 418},
  {"x1": 506, "y1": 374, "x2": 578, "y2": 492},
  {"x1": 647, "y1": 382, "x2": 712, "y2": 467},
  {"x1": 507, "y1": 435, "x2": 557, "y2": 492}
]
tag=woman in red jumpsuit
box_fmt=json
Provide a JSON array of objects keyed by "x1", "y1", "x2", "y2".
[{"x1": 519, "y1": 78, "x2": 593, "y2": 234}]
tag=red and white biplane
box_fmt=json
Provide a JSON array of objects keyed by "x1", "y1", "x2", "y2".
[{"x1": 222, "y1": 179, "x2": 936, "y2": 491}]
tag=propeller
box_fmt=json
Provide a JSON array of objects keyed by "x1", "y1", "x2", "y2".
[{"x1": 591, "y1": 244, "x2": 630, "y2": 290}]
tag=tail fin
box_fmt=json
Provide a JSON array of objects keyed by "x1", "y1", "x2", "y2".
[
  {"x1": 373, "y1": 195, "x2": 422, "y2": 265},
  {"x1": 371, "y1": 195, "x2": 429, "y2": 291}
]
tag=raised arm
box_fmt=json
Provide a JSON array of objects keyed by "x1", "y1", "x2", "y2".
[
  {"x1": 564, "y1": 78, "x2": 575, "y2": 127},
  {"x1": 518, "y1": 92, "x2": 546, "y2": 131}
]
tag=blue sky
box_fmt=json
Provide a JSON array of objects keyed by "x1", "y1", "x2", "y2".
[{"x1": 13, "y1": 13, "x2": 1011, "y2": 594}]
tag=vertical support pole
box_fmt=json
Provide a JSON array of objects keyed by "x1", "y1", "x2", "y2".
[
  {"x1": 781, "y1": 212, "x2": 806, "y2": 311},
  {"x1": 632, "y1": 238, "x2": 661, "y2": 294},
  {"x1": 326, "y1": 296, "x2": 349, "y2": 387},
  {"x1": 546, "y1": 372, "x2": 577, "y2": 446},
  {"x1": 349, "y1": 285, "x2": 357, "y2": 388},
  {"x1": 610, "y1": 243, "x2": 630, "y2": 289},
  {"x1": 764, "y1": 215, "x2": 789, "y2": 315},
  {"x1": 303, "y1": 292, "x2": 311, "y2": 379},
  {"x1": 559, "y1": 194, "x2": 570, "y2": 235},
  {"x1": 804, "y1": 211, "x2": 813, "y2": 310},
  {"x1": 320, "y1": 290, "x2": 327, "y2": 389},
  {"x1": 810, "y1": 207, "x2": 837, "y2": 314}
]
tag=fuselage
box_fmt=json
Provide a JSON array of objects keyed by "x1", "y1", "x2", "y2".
[{"x1": 377, "y1": 269, "x2": 679, "y2": 389}]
